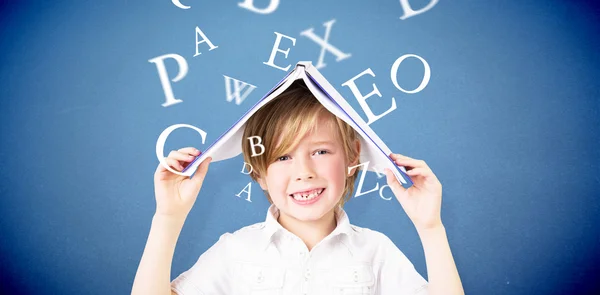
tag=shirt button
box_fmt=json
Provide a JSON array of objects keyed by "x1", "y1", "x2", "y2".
[
  {"x1": 257, "y1": 271, "x2": 264, "y2": 283},
  {"x1": 304, "y1": 269, "x2": 311, "y2": 280}
]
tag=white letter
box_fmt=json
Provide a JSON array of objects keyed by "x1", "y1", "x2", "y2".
[
  {"x1": 236, "y1": 182, "x2": 253, "y2": 202},
  {"x1": 348, "y1": 161, "x2": 379, "y2": 198},
  {"x1": 247, "y1": 136, "x2": 265, "y2": 157},
  {"x1": 372, "y1": 165, "x2": 386, "y2": 179},
  {"x1": 341, "y1": 68, "x2": 397, "y2": 125},
  {"x1": 238, "y1": 0, "x2": 280, "y2": 14},
  {"x1": 399, "y1": 0, "x2": 439, "y2": 20},
  {"x1": 156, "y1": 124, "x2": 207, "y2": 176},
  {"x1": 263, "y1": 32, "x2": 296, "y2": 71},
  {"x1": 172, "y1": 0, "x2": 190, "y2": 9},
  {"x1": 194, "y1": 26, "x2": 218, "y2": 57},
  {"x1": 148, "y1": 53, "x2": 188, "y2": 107},
  {"x1": 241, "y1": 162, "x2": 253, "y2": 175},
  {"x1": 300, "y1": 19, "x2": 351, "y2": 69},
  {"x1": 391, "y1": 54, "x2": 431, "y2": 94},
  {"x1": 224, "y1": 75, "x2": 257, "y2": 105},
  {"x1": 379, "y1": 184, "x2": 393, "y2": 201}
]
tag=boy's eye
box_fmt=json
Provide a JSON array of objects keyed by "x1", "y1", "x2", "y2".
[{"x1": 276, "y1": 150, "x2": 328, "y2": 162}]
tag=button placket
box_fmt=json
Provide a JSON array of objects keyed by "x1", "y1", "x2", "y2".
[
  {"x1": 257, "y1": 270, "x2": 264, "y2": 284},
  {"x1": 304, "y1": 268, "x2": 311, "y2": 281}
]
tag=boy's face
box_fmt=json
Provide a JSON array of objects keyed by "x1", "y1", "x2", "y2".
[{"x1": 257, "y1": 113, "x2": 358, "y2": 223}]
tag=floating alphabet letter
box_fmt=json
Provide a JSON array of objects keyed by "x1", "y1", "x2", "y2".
[
  {"x1": 391, "y1": 54, "x2": 431, "y2": 94},
  {"x1": 247, "y1": 136, "x2": 265, "y2": 157},
  {"x1": 148, "y1": 53, "x2": 188, "y2": 107},
  {"x1": 224, "y1": 75, "x2": 257, "y2": 105},
  {"x1": 156, "y1": 124, "x2": 207, "y2": 176},
  {"x1": 236, "y1": 182, "x2": 253, "y2": 202},
  {"x1": 342, "y1": 54, "x2": 430, "y2": 125},
  {"x1": 263, "y1": 32, "x2": 296, "y2": 71},
  {"x1": 241, "y1": 162, "x2": 253, "y2": 175},
  {"x1": 194, "y1": 26, "x2": 219, "y2": 57},
  {"x1": 171, "y1": 0, "x2": 191, "y2": 9},
  {"x1": 399, "y1": 0, "x2": 439, "y2": 20},
  {"x1": 300, "y1": 19, "x2": 351, "y2": 69},
  {"x1": 348, "y1": 161, "x2": 380, "y2": 198},
  {"x1": 342, "y1": 68, "x2": 396, "y2": 126},
  {"x1": 238, "y1": 0, "x2": 280, "y2": 14}
]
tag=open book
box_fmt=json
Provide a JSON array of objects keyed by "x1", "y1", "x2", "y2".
[{"x1": 181, "y1": 61, "x2": 413, "y2": 187}]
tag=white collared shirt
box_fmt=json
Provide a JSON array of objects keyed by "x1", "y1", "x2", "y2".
[{"x1": 171, "y1": 205, "x2": 429, "y2": 295}]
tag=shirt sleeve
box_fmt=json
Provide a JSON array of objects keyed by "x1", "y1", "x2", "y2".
[
  {"x1": 171, "y1": 233, "x2": 233, "y2": 295},
  {"x1": 378, "y1": 234, "x2": 429, "y2": 295}
]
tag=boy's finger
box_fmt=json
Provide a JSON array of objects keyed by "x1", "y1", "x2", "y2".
[
  {"x1": 165, "y1": 158, "x2": 184, "y2": 171},
  {"x1": 178, "y1": 147, "x2": 201, "y2": 155},
  {"x1": 191, "y1": 157, "x2": 212, "y2": 187},
  {"x1": 406, "y1": 167, "x2": 440, "y2": 186},
  {"x1": 384, "y1": 168, "x2": 407, "y2": 197},
  {"x1": 389, "y1": 153, "x2": 409, "y2": 160},
  {"x1": 168, "y1": 150, "x2": 199, "y2": 162},
  {"x1": 406, "y1": 167, "x2": 428, "y2": 178},
  {"x1": 393, "y1": 157, "x2": 427, "y2": 169},
  {"x1": 155, "y1": 157, "x2": 185, "y2": 175}
]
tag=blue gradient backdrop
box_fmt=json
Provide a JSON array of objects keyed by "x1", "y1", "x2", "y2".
[{"x1": 0, "y1": 0, "x2": 599, "y2": 294}]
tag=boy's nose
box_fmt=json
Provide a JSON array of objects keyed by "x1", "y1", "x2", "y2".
[
  {"x1": 295, "y1": 173, "x2": 314, "y2": 181},
  {"x1": 294, "y1": 158, "x2": 316, "y2": 181}
]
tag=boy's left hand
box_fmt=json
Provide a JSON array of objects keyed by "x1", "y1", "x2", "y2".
[{"x1": 383, "y1": 153, "x2": 443, "y2": 231}]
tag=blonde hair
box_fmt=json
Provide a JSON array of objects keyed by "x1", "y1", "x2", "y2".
[{"x1": 242, "y1": 81, "x2": 361, "y2": 207}]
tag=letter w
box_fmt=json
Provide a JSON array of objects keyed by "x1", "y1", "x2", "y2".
[{"x1": 223, "y1": 75, "x2": 257, "y2": 105}]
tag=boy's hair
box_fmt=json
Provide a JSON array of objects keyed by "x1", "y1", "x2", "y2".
[{"x1": 242, "y1": 81, "x2": 361, "y2": 207}]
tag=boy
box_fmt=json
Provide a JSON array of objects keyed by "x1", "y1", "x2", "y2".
[{"x1": 132, "y1": 82, "x2": 464, "y2": 295}]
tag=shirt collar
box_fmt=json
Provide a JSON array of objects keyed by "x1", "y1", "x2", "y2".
[{"x1": 262, "y1": 204, "x2": 353, "y2": 250}]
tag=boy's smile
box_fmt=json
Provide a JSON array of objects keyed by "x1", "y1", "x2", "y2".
[{"x1": 288, "y1": 188, "x2": 326, "y2": 205}]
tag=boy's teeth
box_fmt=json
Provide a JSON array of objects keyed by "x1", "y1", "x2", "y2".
[{"x1": 292, "y1": 189, "x2": 323, "y2": 200}]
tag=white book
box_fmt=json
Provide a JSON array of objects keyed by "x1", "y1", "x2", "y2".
[{"x1": 182, "y1": 61, "x2": 413, "y2": 187}]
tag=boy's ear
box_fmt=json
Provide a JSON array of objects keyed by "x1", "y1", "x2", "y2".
[
  {"x1": 347, "y1": 139, "x2": 361, "y2": 177},
  {"x1": 257, "y1": 176, "x2": 268, "y2": 190}
]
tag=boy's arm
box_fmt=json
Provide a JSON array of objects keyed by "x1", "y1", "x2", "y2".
[
  {"x1": 131, "y1": 214, "x2": 186, "y2": 295},
  {"x1": 417, "y1": 225, "x2": 465, "y2": 295},
  {"x1": 383, "y1": 153, "x2": 464, "y2": 294}
]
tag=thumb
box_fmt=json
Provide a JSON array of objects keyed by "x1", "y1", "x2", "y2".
[
  {"x1": 384, "y1": 168, "x2": 408, "y2": 202},
  {"x1": 191, "y1": 156, "x2": 212, "y2": 188}
]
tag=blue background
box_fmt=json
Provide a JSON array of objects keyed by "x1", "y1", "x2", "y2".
[{"x1": 1, "y1": 0, "x2": 599, "y2": 294}]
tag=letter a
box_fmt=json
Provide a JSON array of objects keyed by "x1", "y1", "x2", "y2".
[
  {"x1": 300, "y1": 19, "x2": 351, "y2": 69},
  {"x1": 236, "y1": 182, "x2": 253, "y2": 202},
  {"x1": 194, "y1": 26, "x2": 218, "y2": 57},
  {"x1": 399, "y1": 0, "x2": 439, "y2": 20},
  {"x1": 148, "y1": 53, "x2": 188, "y2": 107},
  {"x1": 238, "y1": 0, "x2": 280, "y2": 14},
  {"x1": 224, "y1": 75, "x2": 257, "y2": 105}
]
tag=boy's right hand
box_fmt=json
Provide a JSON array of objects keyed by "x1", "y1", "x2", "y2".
[{"x1": 153, "y1": 147, "x2": 212, "y2": 219}]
